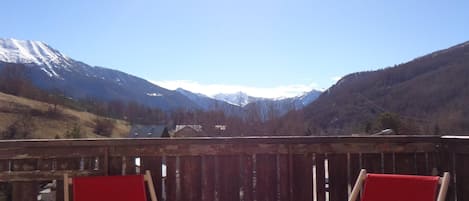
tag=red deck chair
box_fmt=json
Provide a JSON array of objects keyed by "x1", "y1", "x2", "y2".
[
  {"x1": 349, "y1": 169, "x2": 450, "y2": 201},
  {"x1": 64, "y1": 170, "x2": 158, "y2": 201}
]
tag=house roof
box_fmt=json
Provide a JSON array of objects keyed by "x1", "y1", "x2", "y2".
[
  {"x1": 174, "y1": 125, "x2": 203, "y2": 133},
  {"x1": 172, "y1": 125, "x2": 206, "y2": 137},
  {"x1": 129, "y1": 125, "x2": 169, "y2": 138}
]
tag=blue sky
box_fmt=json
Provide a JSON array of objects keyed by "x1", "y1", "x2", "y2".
[{"x1": 2, "y1": 0, "x2": 469, "y2": 98}]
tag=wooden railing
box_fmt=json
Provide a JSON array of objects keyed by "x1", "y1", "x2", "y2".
[{"x1": 0, "y1": 136, "x2": 467, "y2": 201}]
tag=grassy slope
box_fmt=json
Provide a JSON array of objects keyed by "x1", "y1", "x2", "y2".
[{"x1": 0, "y1": 92, "x2": 130, "y2": 138}]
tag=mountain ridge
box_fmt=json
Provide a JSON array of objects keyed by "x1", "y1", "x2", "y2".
[
  {"x1": 302, "y1": 40, "x2": 469, "y2": 135},
  {"x1": 0, "y1": 38, "x2": 199, "y2": 111},
  {"x1": 212, "y1": 91, "x2": 265, "y2": 107},
  {"x1": 0, "y1": 38, "x2": 321, "y2": 117}
]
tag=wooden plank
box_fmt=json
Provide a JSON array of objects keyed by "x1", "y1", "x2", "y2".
[
  {"x1": 108, "y1": 142, "x2": 438, "y2": 156},
  {"x1": 315, "y1": 154, "x2": 326, "y2": 201},
  {"x1": 122, "y1": 156, "x2": 137, "y2": 175},
  {"x1": 382, "y1": 153, "x2": 394, "y2": 173},
  {"x1": 0, "y1": 136, "x2": 442, "y2": 148},
  {"x1": 179, "y1": 156, "x2": 202, "y2": 201},
  {"x1": 427, "y1": 152, "x2": 439, "y2": 176},
  {"x1": 12, "y1": 159, "x2": 37, "y2": 171},
  {"x1": 109, "y1": 156, "x2": 121, "y2": 175},
  {"x1": 0, "y1": 170, "x2": 100, "y2": 182},
  {"x1": 56, "y1": 180, "x2": 64, "y2": 201},
  {"x1": 348, "y1": 153, "x2": 361, "y2": 196},
  {"x1": 415, "y1": 153, "x2": 428, "y2": 175},
  {"x1": 444, "y1": 140, "x2": 469, "y2": 154},
  {"x1": 362, "y1": 153, "x2": 381, "y2": 173},
  {"x1": 103, "y1": 147, "x2": 109, "y2": 175},
  {"x1": 0, "y1": 137, "x2": 458, "y2": 201},
  {"x1": 166, "y1": 156, "x2": 177, "y2": 201},
  {"x1": 0, "y1": 147, "x2": 105, "y2": 159},
  {"x1": 219, "y1": 144, "x2": 289, "y2": 156},
  {"x1": 214, "y1": 156, "x2": 220, "y2": 201},
  {"x1": 328, "y1": 154, "x2": 348, "y2": 201},
  {"x1": 37, "y1": 158, "x2": 52, "y2": 171},
  {"x1": 240, "y1": 154, "x2": 254, "y2": 201},
  {"x1": 255, "y1": 154, "x2": 277, "y2": 201},
  {"x1": 455, "y1": 153, "x2": 469, "y2": 201},
  {"x1": 141, "y1": 156, "x2": 163, "y2": 201},
  {"x1": 12, "y1": 181, "x2": 37, "y2": 201},
  {"x1": 56, "y1": 158, "x2": 80, "y2": 171},
  {"x1": 111, "y1": 144, "x2": 288, "y2": 156},
  {"x1": 201, "y1": 156, "x2": 216, "y2": 201},
  {"x1": 288, "y1": 151, "x2": 293, "y2": 201},
  {"x1": 277, "y1": 154, "x2": 290, "y2": 201},
  {"x1": 291, "y1": 154, "x2": 312, "y2": 201},
  {"x1": 439, "y1": 150, "x2": 455, "y2": 201},
  {"x1": 218, "y1": 155, "x2": 241, "y2": 201},
  {"x1": 394, "y1": 153, "x2": 416, "y2": 174},
  {"x1": 0, "y1": 160, "x2": 9, "y2": 172},
  {"x1": 85, "y1": 157, "x2": 103, "y2": 171},
  {"x1": 77, "y1": 157, "x2": 88, "y2": 171},
  {"x1": 290, "y1": 142, "x2": 438, "y2": 154}
]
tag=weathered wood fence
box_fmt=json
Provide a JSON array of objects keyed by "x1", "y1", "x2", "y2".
[{"x1": 0, "y1": 136, "x2": 468, "y2": 201}]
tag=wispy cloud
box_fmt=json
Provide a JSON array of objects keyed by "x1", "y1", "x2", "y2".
[{"x1": 151, "y1": 80, "x2": 319, "y2": 99}]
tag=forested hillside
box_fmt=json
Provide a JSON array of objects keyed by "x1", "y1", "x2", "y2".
[{"x1": 303, "y1": 41, "x2": 469, "y2": 135}]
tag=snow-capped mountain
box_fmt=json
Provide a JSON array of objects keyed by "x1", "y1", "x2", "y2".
[
  {"x1": 0, "y1": 38, "x2": 321, "y2": 117},
  {"x1": 0, "y1": 38, "x2": 197, "y2": 110},
  {"x1": 177, "y1": 88, "x2": 322, "y2": 120},
  {"x1": 175, "y1": 88, "x2": 243, "y2": 116},
  {"x1": 0, "y1": 38, "x2": 73, "y2": 78},
  {"x1": 242, "y1": 89, "x2": 322, "y2": 120},
  {"x1": 212, "y1": 90, "x2": 321, "y2": 109},
  {"x1": 213, "y1": 92, "x2": 265, "y2": 107},
  {"x1": 295, "y1": 89, "x2": 322, "y2": 108}
]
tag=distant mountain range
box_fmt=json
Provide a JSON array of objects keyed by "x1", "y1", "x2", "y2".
[
  {"x1": 175, "y1": 88, "x2": 244, "y2": 116},
  {"x1": 178, "y1": 89, "x2": 321, "y2": 119},
  {"x1": 302, "y1": 40, "x2": 469, "y2": 135},
  {"x1": 4, "y1": 38, "x2": 467, "y2": 135},
  {"x1": 0, "y1": 38, "x2": 321, "y2": 117},
  {"x1": 213, "y1": 90, "x2": 321, "y2": 108},
  {"x1": 212, "y1": 92, "x2": 264, "y2": 107}
]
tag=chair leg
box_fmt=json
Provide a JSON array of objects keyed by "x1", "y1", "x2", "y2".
[
  {"x1": 436, "y1": 172, "x2": 450, "y2": 201},
  {"x1": 145, "y1": 170, "x2": 158, "y2": 201},
  {"x1": 348, "y1": 169, "x2": 367, "y2": 201},
  {"x1": 64, "y1": 174, "x2": 70, "y2": 201}
]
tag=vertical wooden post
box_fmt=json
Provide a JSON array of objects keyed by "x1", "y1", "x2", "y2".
[
  {"x1": 12, "y1": 182, "x2": 37, "y2": 201},
  {"x1": 122, "y1": 156, "x2": 127, "y2": 176},
  {"x1": 103, "y1": 147, "x2": 109, "y2": 176},
  {"x1": 315, "y1": 154, "x2": 326, "y2": 201},
  {"x1": 288, "y1": 146, "x2": 293, "y2": 201},
  {"x1": 63, "y1": 174, "x2": 70, "y2": 201},
  {"x1": 56, "y1": 180, "x2": 64, "y2": 201}
]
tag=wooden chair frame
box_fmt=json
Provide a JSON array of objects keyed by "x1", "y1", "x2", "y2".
[
  {"x1": 348, "y1": 169, "x2": 450, "y2": 201},
  {"x1": 64, "y1": 170, "x2": 158, "y2": 201}
]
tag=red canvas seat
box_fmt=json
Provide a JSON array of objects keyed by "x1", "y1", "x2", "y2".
[
  {"x1": 349, "y1": 169, "x2": 450, "y2": 201},
  {"x1": 64, "y1": 170, "x2": 158, "y2": 201}
]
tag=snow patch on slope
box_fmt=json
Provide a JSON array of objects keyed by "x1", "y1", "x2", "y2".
[{"x1": 147, "y1": 93, "x2": 163, "y2": 97}]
